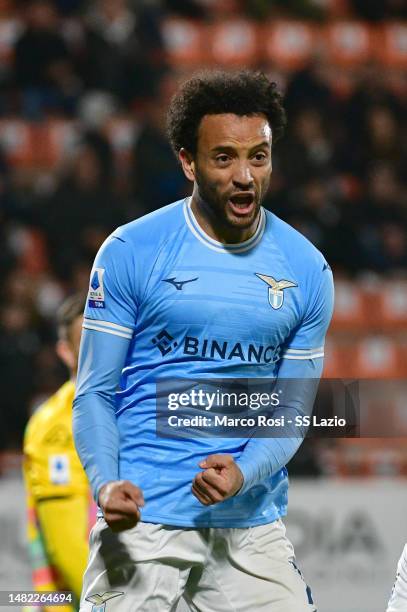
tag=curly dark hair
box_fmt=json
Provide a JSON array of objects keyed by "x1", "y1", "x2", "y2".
[{"x1": 167, "y1": 70, "x2": 287, "y2": 157}]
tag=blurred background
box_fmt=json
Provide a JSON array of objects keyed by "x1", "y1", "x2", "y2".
[{"x1": 0, "y1": 0, "x2": 405, "y2": 610}]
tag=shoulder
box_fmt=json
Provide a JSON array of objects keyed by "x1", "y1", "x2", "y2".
[
  {"x1": 93, "y1": 200, "x2": 187, "y2": 268},
  {"x1": 264, "y1": 210, "x2": 329, "y2": 277},
  {"x1": 111, "y1": 199, "x2": 186, "y2": 247},
  {"x1": 264, "y1": 211, "x2": 333, "y2": 319}
]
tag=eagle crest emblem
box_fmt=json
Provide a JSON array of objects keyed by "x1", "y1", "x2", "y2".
[
  {"x1": 255, "y1": 273, "x2": 297, "y2": 310},
  {"x1": 85, "y1": 591, "x2": 124, "y2": 611}
]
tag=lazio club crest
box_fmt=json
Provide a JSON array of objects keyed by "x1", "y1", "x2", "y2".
[
  {"x1": 255, "y1": 273, "x2": 297, "y2": 310},
  {"x1": 85, "y1": 591, "x2": 124, "y2": 611}
]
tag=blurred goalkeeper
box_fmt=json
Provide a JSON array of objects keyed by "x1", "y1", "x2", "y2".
[{"x1": 23, "y1": 294, "x2": 95, "y2": 612}]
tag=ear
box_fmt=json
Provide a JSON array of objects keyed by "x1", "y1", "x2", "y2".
[
  {"x1": 56, "y1": 339, "x2": 75, "y2": 371},
  {"x1": 179, "y1": 148, "x2": 196, "y2": 182}
]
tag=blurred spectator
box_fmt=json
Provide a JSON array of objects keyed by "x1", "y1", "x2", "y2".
[
  {"x1": 284, "y1": 64, "x2": 336, "y2": 120},
  {"x1": 163, "y1": 0, "x2": 208, "y2": 19},
  {"x1": 14, "y1": 0, "x2": 80, "y2": 118},
  {"x1": 80, "y1": 0, "x2": 166, "y2": 107},
  {"x1": 0, "y1": 302, "x2": 40, "y2": 450},
  {"x1": 349, "y1": 0, "x2": 406, "y2": 21},
  {"x1": 269, "y1": 0, "x2": 324, "y2": 19},
  {"x1": 131, "y1": 75, "x2": 188, "y2": 213},
  {"x1": 278, "y1": 109, "x2": 335, "y2": 186},
  {"x1": 40, "y1": 131, "x2": 122, "y2": 280},
  {"x1": 365, "y1": 106, "x2": 405, "y2": 170},
  {"x1": 358, "y1": 163, "x2": 407, "y2": 272}
]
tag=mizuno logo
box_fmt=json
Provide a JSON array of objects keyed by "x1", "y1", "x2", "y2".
[
  {"x1": 163, "y1": 277, "x2": 198, "y2": 291},
  {"x1": 85, "y1": 591, "x2": 124, "y2": 611}
]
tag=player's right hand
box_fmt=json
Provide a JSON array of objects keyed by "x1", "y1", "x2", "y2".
[{"x1": 98, "y1": 480, "x2": 144, "y2": 532}]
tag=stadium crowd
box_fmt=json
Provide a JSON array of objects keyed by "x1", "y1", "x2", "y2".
[{"x1": 0, "y1": 0, "x2": 405, "y2": 453}]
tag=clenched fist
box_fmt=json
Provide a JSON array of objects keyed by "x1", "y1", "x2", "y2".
[
  {"x1": 98, "y1": 480, "x2": 144, "y2": 532},
  {"x1": 192, "y1": 454, "x2": 244, "y2": 506}
]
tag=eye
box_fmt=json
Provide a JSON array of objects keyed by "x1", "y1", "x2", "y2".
[
  {"x1": 253, "y1": 152, "x2": 267, "y2": 162},
  {"x1": 216, "y1": 154, "x2": 231, "y2": 165}
]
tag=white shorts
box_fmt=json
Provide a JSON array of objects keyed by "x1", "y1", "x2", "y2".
[{"x1": 80, "y1": 518, "x2": 316, "y2": 612}]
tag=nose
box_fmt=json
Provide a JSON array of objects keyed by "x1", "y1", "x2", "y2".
[{"x1": 232, "y1": 162, "x2": 254, "y2": 190}]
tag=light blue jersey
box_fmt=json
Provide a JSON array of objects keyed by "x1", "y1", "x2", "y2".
[{"x1": 73, "y1": 198, "x2": 334, "y2": 527}]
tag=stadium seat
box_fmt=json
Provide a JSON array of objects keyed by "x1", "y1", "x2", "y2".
[
  {"x1": 0, "y1": 16, "x2": 21, "y2": 65},
  {"x1": 40, "y1": 120, "x2": 79, "y2": 167},
  {"x1": 162, "y1": 19, "x2": 208, "y2": 67},
  {"x1": 354, "y1": 336, "x2": 405, "y2": 378},
  {"x1": 0, "y1": 120, "x2": 35, "y2": 166},
  {"x1": 262, "y1": 21, "x2": 316, "y2": 70},
  {"x1": 104, "y1": 117, "x2": 139, "y2": 162},
  {"x1": 378, "y1": 22, "x2": 407, "y2": 67},
  {"x1": 371, "y1": 280, "x2": 407, "y2": 330},
  {"x1": 322, "y1": 338, "x2": 357, "y2": 378},
  {"x1": 324, "y1": 21, "x2": 373, "y2": 66},
  {"x1": 330, "y1": 280, "x2": 369, "y2": 331},
  {"x1": 18, "y1": 228, "x2": 48, "y2": 275},
  {"x1": 209, "y1": 20, "x2": 258, "y2": 66}
]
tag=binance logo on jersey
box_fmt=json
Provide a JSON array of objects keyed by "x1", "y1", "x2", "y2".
[
  {"x1": 152, "y1": 329, "x2": 178, "y2": 356},
  {"x1": 152, "y1": 330, "x2": 277, "y2": 364},
  {"x1": 255, "y1": 273, "x2": 297, "y2": 310}
]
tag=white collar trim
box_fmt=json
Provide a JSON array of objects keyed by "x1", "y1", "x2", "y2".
[{"x1": 183, "y1": 197, "x2": 266, "y2": 254}]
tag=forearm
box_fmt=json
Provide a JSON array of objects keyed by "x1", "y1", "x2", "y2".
[
  {"x1": 73, "y1": 328, "x2": 130, "y2": 502},
  {"x1": 73, "y1": 391, "x2": 119, "y2": 502},
  {"x1": 236, "y1": 359, "x2": 323, "y2": 494}
]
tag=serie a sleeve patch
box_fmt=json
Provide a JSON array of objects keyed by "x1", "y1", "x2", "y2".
[{"x1": 49, "y1": 454, "x2": 70, "y2": 485}]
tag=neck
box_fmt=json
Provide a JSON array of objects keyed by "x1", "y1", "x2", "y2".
[{"x1": 190, "y1": 189, "x2": 260, "y2": 244}]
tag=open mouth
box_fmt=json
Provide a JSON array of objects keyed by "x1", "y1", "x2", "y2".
[{"x1": 228, "y1": 193, "x2": 255, "y2": 216}]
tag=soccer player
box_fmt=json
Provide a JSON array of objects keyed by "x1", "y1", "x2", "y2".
[
  {"x1": 387, "y1": 545, "x2": 407, "y2": 611},
  {"x1": 24, "y1": 294, "x2": 94, "y2": 611},
  {"x1": 74, "y1": 70, "x2": 334, "y2": 611}
]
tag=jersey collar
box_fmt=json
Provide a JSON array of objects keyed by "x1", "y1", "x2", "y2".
[{"x1": 183, "y1": 197, "x2": 266, "y2": 254}]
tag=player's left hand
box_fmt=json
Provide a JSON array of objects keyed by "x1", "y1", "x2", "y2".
[{"x1": 192, "y1": 454, "x2": 244, "y2": 506}]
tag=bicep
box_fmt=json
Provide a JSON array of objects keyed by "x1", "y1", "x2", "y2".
[
  {"x1": 279, "y1": 265, "x2": 334, "y2": 372},
  {"x1": 75, "y1": 326, "x2": 131, "y2": 398}
]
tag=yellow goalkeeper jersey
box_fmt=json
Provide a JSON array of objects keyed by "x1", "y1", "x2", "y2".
[{"x1": 23, "y1": 380, "x2": 95, "y2": 612}]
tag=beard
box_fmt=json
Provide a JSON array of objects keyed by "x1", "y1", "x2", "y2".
[{"x1": 194, "y1": 166, "x2": 269, "y2": 233}]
